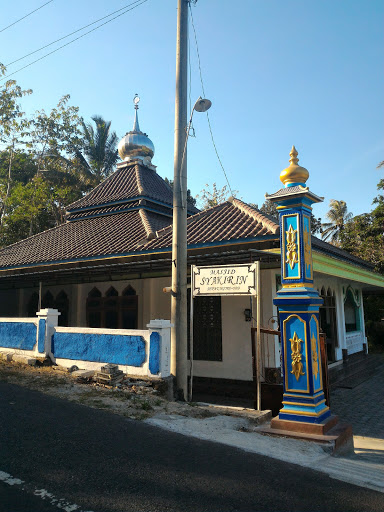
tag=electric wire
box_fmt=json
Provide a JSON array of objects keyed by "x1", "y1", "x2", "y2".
[
  {"x1": 0, "y1": 0, "x2": 149, "y2": 83},
  {"x1": 0, "y1": 0, "x2": 54, "y2": 34},
  {"x1": 188, "y1": 3, "x2": 234, "y2": 197},
  {"x1": 6, "y1": 0, "x2": 144, "y2": 67}
]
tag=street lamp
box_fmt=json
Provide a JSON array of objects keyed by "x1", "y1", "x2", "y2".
[{"x1": 179, "y1": 97, "x2": 212, "y2": 208}]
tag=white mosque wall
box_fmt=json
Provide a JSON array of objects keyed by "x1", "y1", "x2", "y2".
[{"x1": 2, "y1": 269, "x2": 369, "y2": 381}]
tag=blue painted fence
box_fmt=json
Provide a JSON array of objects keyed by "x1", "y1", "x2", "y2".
[
  {"x1": 0, "y1": 313, "x2": 170, "y2": 377},
  {"x1": 0, "y1": 322, "x2": 37, "y2": 350},
  {"x1": 51, "y1": 331, "x2": 147, "y2": 367}
]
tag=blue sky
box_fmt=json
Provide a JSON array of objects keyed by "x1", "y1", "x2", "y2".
[{"x1": 0, "y1": 0, "x2": 383, "y2": 221}]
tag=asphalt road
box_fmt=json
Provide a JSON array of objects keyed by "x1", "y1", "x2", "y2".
[{"x1": 0, "y1": 381, "x2": 383, "y2": 512}]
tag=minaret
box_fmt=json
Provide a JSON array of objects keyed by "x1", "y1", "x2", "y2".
[{"x1": 266, "y1": 147, "x2": 333, "y2": 430}]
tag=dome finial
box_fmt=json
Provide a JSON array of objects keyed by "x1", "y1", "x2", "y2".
[
  {"x1": 132, "y1": 94, "x2": 141, "y2": 132},
  {"x1": 289, "y1": 145, "x2": 299, "y2": 165},
  {"x1": 118, "y1": 95, "x2": 155, "y2": 166},
  {"x1": 280, "y1": 145, "x2": 309, "y2": 187}
]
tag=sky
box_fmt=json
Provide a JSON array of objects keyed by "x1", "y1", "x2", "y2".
[{"x1": 0, "y1": 0, "x2": 383, "y2": 221}]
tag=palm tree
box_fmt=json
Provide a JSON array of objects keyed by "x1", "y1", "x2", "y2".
[
  {"x1": 321, "y1": 199, "x2": 353, "y2": 244},
  {"x1": 75, "y1": 116, "x2": 119, "y2": 185}
]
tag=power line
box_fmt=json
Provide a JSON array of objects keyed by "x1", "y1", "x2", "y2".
[
  {"x1": 188, "y1": 3, "x2": 234, "y2": 197},
  {"x1": 0, "y1": 0, "x2": 149, "y2": 83},
  {"x1": 6, "y1": 0, "x2": 144, "y2": 67},
  {"x1": 0, "y1": 1, "x2": 54, "y2": 34}
]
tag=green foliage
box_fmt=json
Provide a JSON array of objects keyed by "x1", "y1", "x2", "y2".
[
  {"x1": 74, "y1": 115, "x2": 119, "y2": 184},
  {"x1": 310, "y1": 215, "x2": 322, "y2": 235},
  {"x1": 363, "y1": 294, "x2": 384, "y2": 352},
  {"x1": 250, "y1": 197, "x2": 278, "y2": 219},
  {"x1": 0, "y1": 64, "x2": 120, "y2": 247},
  {"x1": 0, "y1": 149, "x2": 36, "y2": 185},
  {"x1": 321, "y1": 199, "x2": 353, "y2": 245},
  {"x1": 251, "y1": 197, "x2": 322, "y2": 234},
  {"x1": 164, "y1": 177, "x2": 197, "y2": 208},
  {"x1": 339, "y1": 179, "x2": 384, "y2": 274},
  {"x1": 0, "y1": 63, "x2": 31, "y2": 144},
  {"x1": 2, "y1": 176, "x2": 53, "y2": 245},
  {"x1": 196, "y1": 183, "x2": 237, "y2": 210}
]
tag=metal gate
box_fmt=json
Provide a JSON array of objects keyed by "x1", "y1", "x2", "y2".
[{"x1": 251, "y1": 326, "x2": 281, "y2": 410}]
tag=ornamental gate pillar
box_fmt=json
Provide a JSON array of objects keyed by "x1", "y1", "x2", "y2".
[{"x1": 266, "y1": 148, "x2": 351, "y2": 444}]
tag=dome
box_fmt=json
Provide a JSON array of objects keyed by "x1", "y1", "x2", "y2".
[
  {"x1": 118, "y1": 95, "x2": 155, "y2": 165},
  {"x1": 280, "y1": 146, "x2": 309, "y2": 186}
]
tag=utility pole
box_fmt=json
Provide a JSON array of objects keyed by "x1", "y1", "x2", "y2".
[{"x1": 171, "y1": 0, "x2": 189, "y2": 399}]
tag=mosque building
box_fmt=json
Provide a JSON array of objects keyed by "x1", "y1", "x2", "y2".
[{"x1": 0, "y1": 99, "x2": 383, "y2": 408}]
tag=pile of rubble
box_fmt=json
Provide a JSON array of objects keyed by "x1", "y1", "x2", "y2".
[
  {"x1": 95, "y1": 364, "x2": 124, "y2": 386},
  {"x1": 53, "y1": 363, "x2": 168, "y2": 397}
]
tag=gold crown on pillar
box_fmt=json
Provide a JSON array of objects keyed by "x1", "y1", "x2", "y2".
[{"x1": 280, "y1": 146, "x2": 309, "y2": 186}]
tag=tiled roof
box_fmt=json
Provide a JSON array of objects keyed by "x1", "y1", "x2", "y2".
[
  {"x1": 0, "y1": 189, "x2": 374, "y2": 274},
  {"x1": 66, "y1": 162, "x2": 198, "y2": 215},
  {"x1": 266, "y1": 186, "x2": 323, "y2": 203},
  {"x1": 141, "y1": 198, "x2": 280, "y2": 251},
  {"x1": 0, "y1": 211, "x2": 170, "y2": 269},
  {"x1": 66, "y1": 201, "x2": 141, "y2": 220},
  {"x1": 0, "y1": 198, "x2": 280, "y2": 270},
  {"x1": 65, "y1": 200, "x2": 173, "y2": 221},
  {"x1": 312, "y1": 236, "x2": 374, "y2": 270},
  {"x1": 67, "y1": 164, "x2": 141, "y2": 210},
  {"x1": 267, "y1": 185, "x2": 307, "y2": 197}
]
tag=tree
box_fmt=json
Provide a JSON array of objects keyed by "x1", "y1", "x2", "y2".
[
  {"x1": 0, "y1": 63, "x2": 32, "y2": 226},
  {"x1": 0, "y1": 94, "x2": 91, "y2": 245},
  {"x1": 164, "y1": 177, "x2": 197, "y2": 208},
  {"x1": 0, "y1": 63, "x2": 31, "y2": 144},
  {"x1": 28, "y1": 95, "x2": 84, "y2": 171},
  {"x1": 339, "y1": 176, "x2": 384, "y2": 274},
  {"x1": 251, "y1": 197, "x2": 322, "y2": 235},
  {"x1": 74, "y1": 115, "x2": 119, "y2": 184},
  {"x1": 2, "y1": 176, "x2": 53, "y2": 245},
  {"x1": 23, "y1": 96, "x2": 89, "y2": 229},
  {"x1": 251, "y1": 196, "x2": 278, "y2": 219},
  {"x1": 321, "y1": 199, "x2": 353, "y2": 244},
  {"x1": 196, "y1": 183, "x2": 237, "y2": 210}
]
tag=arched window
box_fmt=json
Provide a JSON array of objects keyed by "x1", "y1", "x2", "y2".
[
  {"x1": 106, "y1": 287, "x2": 118, "y2": 297},
  {"x1": 86, "y1": 286, "x2": 138, "y2": 329},
  {"x1": 55, "y1": 291, "x2": 69, "y2": 327},
  {"x1": 42, "y1": 291, "x2": 54, "y2": 309},
  {"x1": 88, "y1": 287, "x2": 102, "y2": 298},
  {"x1": 344, "y1": 288, "x2": 360, "y2": 332},
  {"x1": 319, "y1": 286, "x2": 338, "y2": 363},
  {"x1": 27, "y1": 292, "x2": 39, "y2": 317},
  {"x1": 123, "y1": 285, "x2": 136, "y2": 296},
  {"x1": 86, "y1": 288, "x2": 102, "y2": 328},
  {"x1": 121, "y1": 286, "x2": 138, "y2": 329},
  {"x1": 104, "y1": 287, "x2": 119, "y2": 329}
]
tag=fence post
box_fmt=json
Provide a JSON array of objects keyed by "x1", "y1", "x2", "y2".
[
  {"x1": 147, "y1": 319, "x2": 172, "y2": 377},
  {"x1": 36, "y1": 309, "x2": 60, "y2": 358}
]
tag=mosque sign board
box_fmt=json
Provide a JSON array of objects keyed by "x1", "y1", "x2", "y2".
[{"x1": 192, "y1": 263, "x2": 256, "y2": 297}]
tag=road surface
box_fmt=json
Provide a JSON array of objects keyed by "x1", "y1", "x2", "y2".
[{"x1": 0, "y1": 381, "x2": 383, "y2": 512}]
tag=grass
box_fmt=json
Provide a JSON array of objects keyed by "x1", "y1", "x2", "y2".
[
  {"x1": 140, "y1": 401, "x2": 153, "y2": 411},
  {"x1": 112, "y1": 390, "x2": 132, "y2": 401}
]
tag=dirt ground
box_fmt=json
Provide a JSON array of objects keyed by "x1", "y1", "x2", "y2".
[{"x1": 0, "y1": 358, "x2": 215, "y2": 421}]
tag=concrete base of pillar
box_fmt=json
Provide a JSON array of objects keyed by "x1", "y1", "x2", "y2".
[
  {"x1": 271, "y1": 414, "x2": 338, "y2": 435},
  {"x1": 259, "y1": 415, "x2": 354, "y2": 456}
]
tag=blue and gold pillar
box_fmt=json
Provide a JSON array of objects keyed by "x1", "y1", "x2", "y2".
[{"x1": 267, "y1": 147, "x2": 331, "y2": 427}]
